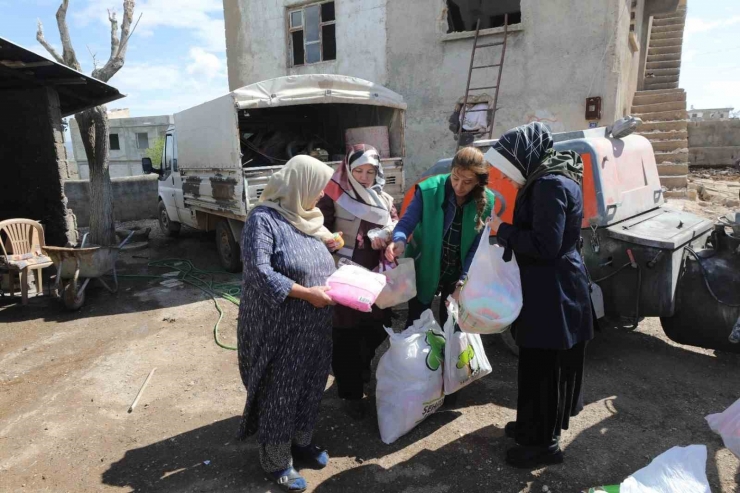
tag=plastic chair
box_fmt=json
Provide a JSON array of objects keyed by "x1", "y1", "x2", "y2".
[{"x1": 0, "y1": 219, "x2": 54, "y2": 305}]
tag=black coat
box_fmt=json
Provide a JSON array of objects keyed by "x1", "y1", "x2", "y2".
[{"x1": 497, "y1": 174, "x2": 594, "y2": 350}]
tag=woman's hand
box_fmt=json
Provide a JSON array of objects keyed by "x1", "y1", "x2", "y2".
[
  {"x1": 445, "y1": 284, "x2": 463, "y2": 307},
  {"x1": 385, "y1": 241, "x2": 405, "y2": 262},
  {"x1": 303, "y1": 286, "x2": 336, "y2": 308},
  {"x1": 325, "y1": 232, "x2": 343, "y2": 252},
  {"x1": 371, "y1": 237, "x2": 388, "y2": 250},
  {"x1": 489, "y1": 214, "x2": 504, "y2": 234}
]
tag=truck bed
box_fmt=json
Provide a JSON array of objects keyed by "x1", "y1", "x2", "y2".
[{"x1": 182, "y1": 158, "x2": 405, "y2": 222}]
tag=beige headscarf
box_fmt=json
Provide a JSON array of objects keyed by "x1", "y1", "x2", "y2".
[{"x1": 257, "y1": 155, "x2": 334, "y2": 240}]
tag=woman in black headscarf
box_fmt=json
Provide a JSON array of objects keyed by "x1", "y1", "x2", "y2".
[{"x1": 484, "y1": 122, "x2": 594, "y2": 469}]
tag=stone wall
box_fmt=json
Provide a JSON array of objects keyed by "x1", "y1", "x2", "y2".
[
  {"x1": 688, "y1": 120, "x2": 740, "y2": 167},
  {"x1": 0, "y1": 87, "x2": 76, "y2": 246},
  {"x1": 65, "y1": 175, "x2": 159, "y2": 228}
]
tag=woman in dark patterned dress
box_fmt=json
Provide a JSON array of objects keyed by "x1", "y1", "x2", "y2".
[{"x1": 237, "y1": 155, "x2": 337, "y2": 492}]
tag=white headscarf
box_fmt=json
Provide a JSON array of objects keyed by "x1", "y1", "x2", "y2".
[{"x1": 257, "y1": 155, "x2": 334, "y2": 240}]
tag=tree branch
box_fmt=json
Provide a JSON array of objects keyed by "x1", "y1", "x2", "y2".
[
  {"x1": 116, "y1": 0, "x2": 135, "y2": 60},
  {"x1": 55, "y1": 0, "x2": 81, "y2": 71},
  {"x1": 107, "y1": 9, "x2": 120, "y2": 60},
  {"x1": 36, "y1": 20, "x2": 65, "y2": 64},
  {"x1": 93, "y1": 0, "x2": 135, "y2": 82}
]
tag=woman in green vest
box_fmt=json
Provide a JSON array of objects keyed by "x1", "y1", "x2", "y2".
[{"x1": 386, "y1": 146, "x2": 495, "y2": 329}]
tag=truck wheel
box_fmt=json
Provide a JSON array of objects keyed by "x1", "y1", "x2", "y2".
[
  {"x1": 216, "y1": 220, "x2": 241, "y2": 273},
  {"x1": 158, "y1": 201, "x2": 181, "y2": 237}
]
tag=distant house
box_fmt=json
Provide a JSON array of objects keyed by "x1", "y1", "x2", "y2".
[
  {"x1": 70, "y1": 110, "x2": 173, "y2": 179},
  {"x1": 688, "y1": 107, "x2": 734, "y2": 122}
]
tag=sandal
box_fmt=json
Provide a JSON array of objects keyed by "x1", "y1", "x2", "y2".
[
  {"x1": 266, "y1": 467, "x2": 307, "y2": 492},
  {"x1": 292, "y1": 443, "x2": 330, "y2": 469}
]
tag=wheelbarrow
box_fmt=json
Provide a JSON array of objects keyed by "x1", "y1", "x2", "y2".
[{"x1": 43, "y1": 231, "x2": 134, "y2": 310}]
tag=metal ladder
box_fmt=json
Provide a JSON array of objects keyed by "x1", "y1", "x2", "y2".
[{"x1": 456, "y1": 15, "x2": 509, "y2": 150}]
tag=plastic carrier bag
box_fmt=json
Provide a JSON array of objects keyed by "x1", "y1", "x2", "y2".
[
  {"x1": 374, "y1": 258, "x2": 417, "y2": 309},
  {"x1": 458, "y1": 223, "x2": 523, "y2": 334},
  {"x1": 326, "y1": 260, "x2": 386, "y2": 313},
  {"x1": 376, "y1": 309, "x2": 445, "y2": 444},
  {"x1": 706, "y1": 397, "x2": 740, "y2": 459},
  {"x1": 443, "y1": 298, "x2": 492, "y2": 395},
  {"x1": 620, "y1": 445, "x2": 710, "y2": 493}
]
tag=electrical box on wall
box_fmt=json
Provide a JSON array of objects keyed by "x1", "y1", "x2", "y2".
[{"x1": 586, "y1": 97, "x2": 602, "y2": 120}]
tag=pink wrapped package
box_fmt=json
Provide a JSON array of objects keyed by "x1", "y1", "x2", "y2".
[{"x1": 327, "y1": 264, "x2": 387, "y2": 312}]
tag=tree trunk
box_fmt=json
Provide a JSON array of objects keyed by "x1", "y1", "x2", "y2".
[{"x1": 76, "y1": 105, "x2": 116, "y2": 246}]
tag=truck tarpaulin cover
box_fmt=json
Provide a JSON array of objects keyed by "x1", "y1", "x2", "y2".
[{"x1": 232, "y1": 74, "x2": 407, "y2": 110}]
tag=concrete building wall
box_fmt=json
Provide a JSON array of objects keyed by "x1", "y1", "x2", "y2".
[
  {"x1": 688, "y1": 120, "x2": 740, "y2": 166},
  {"x1": 387, "y1": 0, "x2": 640, "y2": 181},
  {"x1": 0, "y1": 87, "x2": 77, "y2": 246},
  {"x1": 224, "y1": 0, "x2": 388, "y2": 90},
  {"x1": 70, "y1": 115, "x2": 173, "y2": 179},
  {"x1": 65, "y1": 175, "x2": 159, "y2": 227},
  {"x1": 224, "y1": 0, "x2": 650, "y2": 182}
]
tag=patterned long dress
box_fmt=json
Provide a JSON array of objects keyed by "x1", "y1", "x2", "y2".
[{"x1": 236, "y1": 206, "x2": 335, "y2": 472}]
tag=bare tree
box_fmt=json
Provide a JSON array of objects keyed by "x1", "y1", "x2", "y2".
[{"x1": 37, "y1": 0, "x2": 136, "y2": 246}]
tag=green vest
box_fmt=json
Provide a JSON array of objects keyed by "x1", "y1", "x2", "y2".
[{"x1": 406, "y1": 174, "x2": 495, "y2": 304}]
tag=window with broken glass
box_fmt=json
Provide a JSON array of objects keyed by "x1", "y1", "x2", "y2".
[
  {"x1": 446, "y1": 0, "x2": 521, "y2": 33},
  {"x1": 288, "y1": 1, "x2": 336, "y2": 66}
]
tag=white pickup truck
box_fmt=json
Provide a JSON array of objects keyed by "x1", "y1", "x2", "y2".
[{"x1": 143, "y1": 75, "x2": 407, "y2": 272}]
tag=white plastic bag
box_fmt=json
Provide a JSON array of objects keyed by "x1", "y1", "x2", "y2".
[
  {"x1": 706, "y1": 398, "x2": 740, "y2": 458},
  {"x1": 326, "y1": 263, "x2": 386, "y2": 313},
  {"x1": 376, "y1": 309, "x2": 445, "y2": 444},
  {"x1": 620, "y1": 445, "x2": 711, "y2": 493},
  {"x1": 458, "y1": 224, "x2": 523, "y2": 334},
  {"x1": 443, "y1": 298, "x2": 492, "y2": 395},
  {"x1": 374, "y1": 258, "x2": 417, "y2": 309}
]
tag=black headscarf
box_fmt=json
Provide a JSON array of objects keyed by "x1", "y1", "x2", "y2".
[{"x1": 490, "y1": 122, "x2": 584, "y2": 204}]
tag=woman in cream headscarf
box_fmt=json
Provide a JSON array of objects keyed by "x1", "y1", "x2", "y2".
[{"x1": 236, "y1": 155, "x2": 337, "y2": 492}]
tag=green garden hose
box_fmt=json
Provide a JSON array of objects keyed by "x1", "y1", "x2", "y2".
[{"x1": 117, "y1": 258, "x2": 241, "y2": 350}]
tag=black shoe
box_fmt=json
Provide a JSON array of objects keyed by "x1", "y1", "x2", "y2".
[
  {"x1": 504, "y1": 421, "x2": 516, "y2": 439},
  {"x1": 291, "y1": 444, "x2": 329, "y2": 470},
  {"x1": 361, "y1": 369, "x2": 371, "y2": 384},
  {"x1": 505, "y1": 444, "x2": 563, "y2": 469},
  {"x1": 343, "y1": 399, "x2": 367, "y2": 420}
]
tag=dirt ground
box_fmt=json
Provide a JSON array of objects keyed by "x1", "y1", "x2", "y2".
[{"x1": 1, "y1": 175, "x2": 739, "y2": 492}]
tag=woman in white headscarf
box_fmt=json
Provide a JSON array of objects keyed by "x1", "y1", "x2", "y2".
[{"x1": 236, "y1": 155, "x2": 337, "y2": 492}]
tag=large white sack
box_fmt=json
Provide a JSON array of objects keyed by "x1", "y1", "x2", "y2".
[
  {"x1": 706, "y1": 397, "x2": 740, "y2": 459},
  {"x1": 620, "y1": 445, "x2": 711, "y2": 493},
  {"x1": 443, "y1": 298, "x2": 492, "y2": 395},
  {"x1": 376, "y1": 309, "x2": 445, "y2": 444},
  {"x1": 458, "y1": 224, "x2": 522, "y2": 334}
]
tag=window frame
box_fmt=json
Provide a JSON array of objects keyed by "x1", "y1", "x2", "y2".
[
  {"x1": 109, "y1": 133, "x2": 120, "y2": 151},
  {"x1": 136, "y1": 132, "x2": 150, "y2": 150},
  {"x1": 287, "y1": 1, "x2": 336, "y2": 67}
]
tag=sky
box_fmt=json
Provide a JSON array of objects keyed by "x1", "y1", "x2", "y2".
[
  {"x1": 681, "y1": 0, "x2": 740, "y2": 113},
  {"x1": 0, "y1": 0, "x2": 229, "y2": 119},
  {"x1": 0, "y1": 0, "x2": 737, "y2": 127}
]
